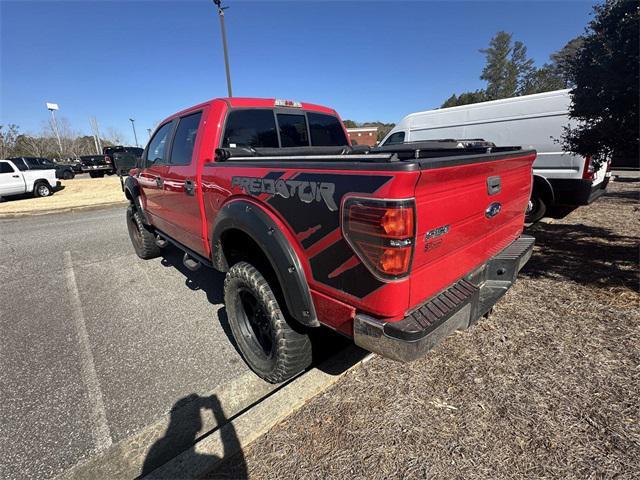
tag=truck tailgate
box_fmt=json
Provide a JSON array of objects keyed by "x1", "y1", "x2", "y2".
[{"x1": 409, "y1": 151, "x2": 536, "y2": 307}]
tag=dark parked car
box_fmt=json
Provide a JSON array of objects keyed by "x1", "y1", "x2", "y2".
[
  {"x1": 81, "y1": 146, "x2": 143, "y2": 178},
  {"x1": 8, "y1": 157, "x2": 75, "y2": 180}
]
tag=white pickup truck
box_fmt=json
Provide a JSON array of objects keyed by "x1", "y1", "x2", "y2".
[{"x1": 0, "y1": 159, "x2": 59, "y2": 199}]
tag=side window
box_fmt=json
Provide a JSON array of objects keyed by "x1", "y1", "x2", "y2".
[
  {"x1": 12, "y1": 159, "x2": 28, "y2": 171},
  {"x1": 0, "y1": 162, "x2": 15, "y2": 173},
  {"x1": 277, "y1": 114, "x2": 309, "y2": 147},
  {"x1": 222, "y1": 109, "x2": 278, "y2": 148},
  {"x1": 307, "y1": 113, "x2": 348, "y2": 146},
  {"x1": 144, "y1": 121, "x2": 174, "y2": 166},
  {"x1": 170, "y1": 112, "x2": 202, "y2": 165},
  {"x1": 384, "y1": 131, "x2": 405, "y2": 146}
]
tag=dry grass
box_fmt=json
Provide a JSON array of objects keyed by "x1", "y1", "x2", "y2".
[
  {"x1": 0, "y1": 176, "x2": 126, "y2": 215},
  {"x1": 213, "y1": 179, "x2": 640, "y2": 480}
]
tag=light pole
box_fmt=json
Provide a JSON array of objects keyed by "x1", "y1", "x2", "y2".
[
  {"x1": 213, "y1": 0, "x2": 233, "y2": 97},
  {"x1": 46, "y1": 102, "x2": 64, "y2": 158},
  {"x1": 146, "y1": 128, "x2": 152, "y2": 138},
  {"x1": 129, "y1": 118, "x2": 139, "y2": 147}
]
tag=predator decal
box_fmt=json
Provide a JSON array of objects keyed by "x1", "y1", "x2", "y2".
[
  {"x1": 267, "y1": 172, "x2": 393, "y2": 298},
  {"x1": 232, "y1": 176, "x2": 338, "y2": 211}
]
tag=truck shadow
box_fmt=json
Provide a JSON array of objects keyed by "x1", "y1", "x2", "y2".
[
  {"x1": 159, "y1": 245, "x2": 355, "y2": 372},
  {"x1": 140, "y1": 393, "x2": 248, "y2": 479},
  {"x1": 522, "y1": 221, "x2": 638, "y2": 291}
]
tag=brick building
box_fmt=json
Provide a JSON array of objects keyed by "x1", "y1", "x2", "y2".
[{"x1": 346, "y1": 127, "x2": 378, "y2": 146}]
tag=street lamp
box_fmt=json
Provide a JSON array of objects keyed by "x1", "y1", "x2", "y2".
[
  {"x1": 46, "y1": 102, "x2": 64, "y2": 157},
  {"x1": 129, "y1": 118, "x2": 139, "y2": 147},
  {"x1": 213, "y1": 0, "x2": 233, "y2": 97}
]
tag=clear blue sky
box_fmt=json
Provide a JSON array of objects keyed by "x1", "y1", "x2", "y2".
[{"x1": 1, "y1": 0, "x2": 595, "y2": 144}]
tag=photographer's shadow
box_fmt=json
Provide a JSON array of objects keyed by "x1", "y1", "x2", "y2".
[{"x1": 141, "y1": 393, "x2": 247, "y2": 479}]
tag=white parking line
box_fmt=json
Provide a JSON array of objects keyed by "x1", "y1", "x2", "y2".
[{"x1": 63, "y1": 251, "x2": 113, "y2": 451}]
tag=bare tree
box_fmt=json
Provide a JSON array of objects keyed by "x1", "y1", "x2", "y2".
[
  {"x1": 104, "y1": 127, "x2": 126, "y2": 146},
  {"x1": 0, "y1": 124, "x2": 20, "y2": 158}
]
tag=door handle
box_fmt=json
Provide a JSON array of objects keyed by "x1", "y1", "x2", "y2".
[
  {"x1": 155, "y1": 176, "x2": 163, "y2": 188},
  {"x1": 184, "y1": 179, "x2": 196, "y2": 196},
  {"x1": 12, "y1": 175, "x2": 19, "y2": 178},
  {"x1": 486, "y1": 176, "x2": 501, "y2": 195}
]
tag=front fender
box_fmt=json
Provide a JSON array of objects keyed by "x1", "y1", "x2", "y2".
[{"x1": 211, "y1": 200, "x2": 319, "y2": 327}]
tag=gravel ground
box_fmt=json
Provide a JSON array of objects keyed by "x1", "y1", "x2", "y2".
[{"x1": 212, "y1": 178, "x2": 639, "y2": 480}]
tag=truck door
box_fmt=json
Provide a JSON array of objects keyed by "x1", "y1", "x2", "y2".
[
  {"x1": 138, "y1": 120, "x2": 174, "y2": 229},
  {"x1": 0, "y1": 161, "x2": 26, "y2": 195},
  {"x1": 161, "y1": 110, "x2": 205, "y2": 255}
]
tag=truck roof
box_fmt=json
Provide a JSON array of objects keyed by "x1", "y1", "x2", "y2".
[{"x1": 163, "y1": 97, "x2": 338, "y2": 127}]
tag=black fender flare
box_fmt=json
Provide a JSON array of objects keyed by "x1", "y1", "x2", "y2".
[
  {"x1": 211, "y1": 200, "x2": 319, "y2": 327},
  {"x1": 532, "y1": 174, "x2": 555, "y2": 206},
  {"x1": 123, "y1": 176, "x2": 150, "y2": 224}
]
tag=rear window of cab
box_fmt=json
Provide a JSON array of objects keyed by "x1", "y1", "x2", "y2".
[{"x1": 222, "y1": 109, "x2": 348, "y2": 149}]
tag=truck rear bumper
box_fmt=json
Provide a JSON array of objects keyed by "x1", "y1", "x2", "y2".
[{"x1": 353, "y1": 235, "x2": 535, "y2": 362}]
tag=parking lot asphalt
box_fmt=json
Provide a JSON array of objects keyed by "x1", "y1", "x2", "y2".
[{"x1": 0, "y1": 206, "x2": 249, "y2": 479}]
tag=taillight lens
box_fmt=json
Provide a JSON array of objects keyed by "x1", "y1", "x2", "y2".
[
  {"x1": 582, "y1": 155, "x2": 595, "y2": 180},
  {"x1": 342, "y1": 197, "x2": 416, "y2": 280},
  {"x1": 104, "y1": 155, "x2": 112, "y2": 164}
]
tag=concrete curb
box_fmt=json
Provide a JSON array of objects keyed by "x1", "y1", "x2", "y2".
[
  {"x1": 149, "y1": 346, "x2": 371, "y2": 479},
  {"x1": 0, "y1": 201, "x2": 127, "y2": 219},
  {"x1": 56, "y1": 346, "x2": 370, "y2": 480}
]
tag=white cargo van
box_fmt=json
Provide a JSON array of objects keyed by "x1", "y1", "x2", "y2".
[{"x1": 380, "y1": 89, "x2": 610, "y2": 222}]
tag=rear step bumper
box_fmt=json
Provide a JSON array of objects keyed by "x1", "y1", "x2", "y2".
[{"x1": 353, "y1": 235, "x2": 535, "y2": 362}]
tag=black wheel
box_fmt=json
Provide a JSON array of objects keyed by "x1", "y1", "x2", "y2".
[
  {"x1": 126, "y1": 205, "x2": 160, "y2": 259},
  {"x1": 34, "y1": 182, "x2": 52, "y2": 197},
  {"x1": 62, "y1": 170, "x2": 74, "y2": 180},
  {"x1": 89, "y1": 172, "x2": 105, "y2": 178},
  {"x1": 525, "y1": 194, "x2": 546, "y2": 223},
  {"x1": 224, "y1": 261, "x2": 312, "y2": 383}
]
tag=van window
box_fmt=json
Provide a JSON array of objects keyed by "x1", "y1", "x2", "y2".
[
  {"x1": 307, "y1": 113, "x2": 348, "y2": 146},
  {"x1": 170, "y1": 112, "x2": 202, "y2": 165},
  {"x1": 145, "y1": 121, "x2": 174, "y2": 165},
  {"x1": 223, "y1": 109, "x2": 278, "y2": 148},
  {"x1": 277, "y1": 114, "x2": 309, "y2": 147},
  {"x1": 384, "y1": 131, "x2": 405, "y2": 145}
]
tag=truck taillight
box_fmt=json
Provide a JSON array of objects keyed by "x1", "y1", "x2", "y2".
[
  {"x1": 104, "y1": 156, "x2": 112, "y2": 164},
  {"x1": 582, "y1": 155, "x2": 595, "y2": 180},
  {"x1": 342, "y1": 197, "x2": 416, "y2": 280}
]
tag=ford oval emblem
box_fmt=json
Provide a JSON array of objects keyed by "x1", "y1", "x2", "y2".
[{"x1": 485, "y1": 202, "x2": 502, "y2": 218}]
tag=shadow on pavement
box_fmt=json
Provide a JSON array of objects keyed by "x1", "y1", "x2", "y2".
[{"x1": 141, "y1": 394, "x2": 247, "y2": 479}]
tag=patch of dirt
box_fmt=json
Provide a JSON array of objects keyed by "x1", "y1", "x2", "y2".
[
  {"x1": 0, "y1": 176, "x2": 126, "y2": 215},
  {"x1": 213, "y1": 180, "x2": 639, "y2": 479}
]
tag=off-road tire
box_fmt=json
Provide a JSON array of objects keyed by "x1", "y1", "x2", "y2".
[
  {"x1": 89, "y1": 172, "x2": 105, "y2": 178},
  {"x1": 62, "y1": 170, "x2": 74, "y2": 180},
  {"x1": 224, "y1": 261, "x2": 312, "y2": 383},
  {"x1": 525, "y1": 194, "x2": 546, "y2": 223},
  {"x1": 126, "y1": 205, "x2": 160, "y2": 259},
  {"x1": 34, "y1": 181, "x2": 52, "y2": 197}
]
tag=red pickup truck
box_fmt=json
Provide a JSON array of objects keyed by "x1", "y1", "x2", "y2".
[{"x1": 125, "y1": 97, "x2": 535, "y2": 383}]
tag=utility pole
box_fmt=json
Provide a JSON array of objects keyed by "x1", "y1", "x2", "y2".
[
  {"x1": 213, "y1": 0, "x2": 233, "y2": 97},
  {"x1": 89, "y1": 116, "x2": 103, "y2": 154},
  {"x1": 129, "y1": 118, "x2": 139, "y2": 147},
  {"x1": 46, "y1": 102, "x2": 64, "y2": 158}
]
